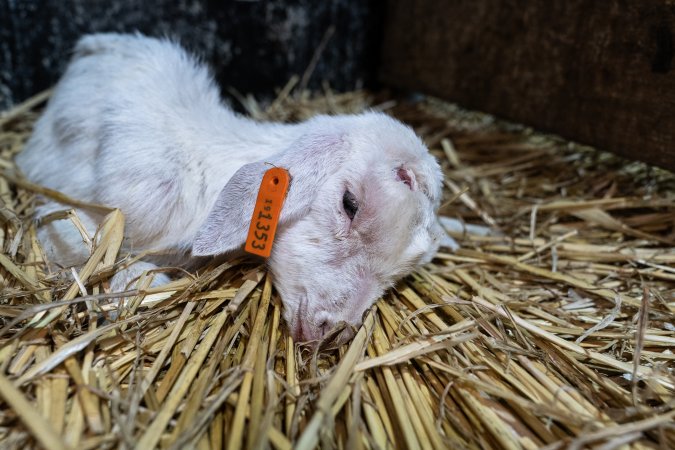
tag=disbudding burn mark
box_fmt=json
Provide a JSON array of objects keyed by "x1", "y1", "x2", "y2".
[{"x1": 396, "y1": 166, "x2": 416, "y2": 191}]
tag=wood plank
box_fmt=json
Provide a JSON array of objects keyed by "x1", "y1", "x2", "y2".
[{"x1": 380, "y1": 0, "x2": 675, "y2": 171}]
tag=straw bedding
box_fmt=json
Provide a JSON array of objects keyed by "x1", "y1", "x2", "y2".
[{"x1": 0, "y1": 85, "x2": 673, "y2": 450}]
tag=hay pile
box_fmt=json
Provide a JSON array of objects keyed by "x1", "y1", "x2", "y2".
[{"x1": 0, "y1": 86, "x2": 673, "y2": 450}]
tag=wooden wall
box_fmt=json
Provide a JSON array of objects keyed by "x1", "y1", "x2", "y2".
[{"x1": 380, "y1": 0, "x2": 675, "y2": 171}]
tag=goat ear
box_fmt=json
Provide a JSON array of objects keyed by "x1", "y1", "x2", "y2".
[{"x1": 192, "y1": 132, "x2": 348, "y2": 256}]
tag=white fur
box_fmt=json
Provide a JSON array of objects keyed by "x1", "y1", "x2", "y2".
[{"x1": 17, "y1": 33, "x2": 444, "y2": 343}]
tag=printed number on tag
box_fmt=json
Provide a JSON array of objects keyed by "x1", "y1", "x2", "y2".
[{"x1": 244, "y1": 167, "x2": 290, "y2": 258}]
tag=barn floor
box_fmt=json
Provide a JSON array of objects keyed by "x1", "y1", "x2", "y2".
[{"x1": 0, "y1": 87, "x2": 674, "y2": 449}]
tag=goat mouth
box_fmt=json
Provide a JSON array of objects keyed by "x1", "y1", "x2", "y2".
[{"x1": 292, "y1": 295, "x2": 307, "y2": 342}]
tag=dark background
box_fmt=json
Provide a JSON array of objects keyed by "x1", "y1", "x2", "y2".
[
  {"x1": 0, "y1": 0, "x2": 383, "y2": 110},
  {"x1": 4, "y1": 0, "x2": 674, "y2": 170}
]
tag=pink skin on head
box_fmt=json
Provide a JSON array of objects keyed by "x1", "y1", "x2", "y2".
[{"x1": 270, "y1": 152, "x2": 442, "y2": 345}]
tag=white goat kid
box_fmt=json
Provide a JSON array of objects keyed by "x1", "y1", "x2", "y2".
[{"x1": 17, "y1": 33, "x2": 444, "y2": 343}]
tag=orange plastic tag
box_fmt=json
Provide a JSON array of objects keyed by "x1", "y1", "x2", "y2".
[{"x1": 244, "y1": 167, "x2": 290, "y2": 258}]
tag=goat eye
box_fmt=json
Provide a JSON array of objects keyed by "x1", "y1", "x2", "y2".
[{"x1": 342, "y1": 190, "x2": 359, "y2": 220}]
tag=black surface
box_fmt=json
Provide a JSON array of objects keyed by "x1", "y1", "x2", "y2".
[{"x1": 0, "y1": 0, "x2": 383, "y2": 110}]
